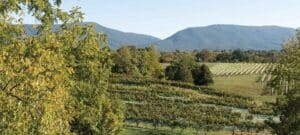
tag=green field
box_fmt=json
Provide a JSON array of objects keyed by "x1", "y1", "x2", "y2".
[
  {"x1": 112, "y1": 63, "x2": 278, "y2": 134},
  {"x1": 163, "y1": 62, "x2": 275, "y2": 97},
  {"x1": 207, "y1": 63, "x2": 275, "y2": 76},
  {"x1": 204, "y1": 63, "x2": 276, "y2": 102},
  {"x1": 211, "y1": 75, "x2": 264, "y2": 95},
  {"x1": 109, "y1": 73, "x2": 276, "y2": 134}
]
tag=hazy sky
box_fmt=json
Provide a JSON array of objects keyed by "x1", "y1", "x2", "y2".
[{"x1": 24, "y1": 0, "x2": 300, "y2": 39}]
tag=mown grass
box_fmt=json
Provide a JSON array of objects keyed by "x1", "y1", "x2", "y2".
[
  {"x1": 209, "y1": 75, "x2": 276, "y2": 102},
  {"x1": 211, "y1": 75, "x2": 264, "y2": 96}
]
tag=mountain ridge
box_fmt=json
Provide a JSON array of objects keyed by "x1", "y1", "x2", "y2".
[
  {"x1": 23, "y1": 23, "x2": 296, "y2": 51},
  {"x1": 23, "y1": 22, "x2": 161, "y2": 50},
  {"x1": 155, "y1": 24, "x2": 296, "y2": 51}
]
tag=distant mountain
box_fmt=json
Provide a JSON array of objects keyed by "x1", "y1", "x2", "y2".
[
  {"x1": 155, "y1": 25, "x2": 296, "y2": 51},
  {"x1": 24, "y1": 23, "x2": 296, "y2": 51},
  {"x1": 24, "y1": 22, "x2": 161, "y2": 49},
  {"x1": 90, "y1": 22, "x2": 161, "y2": 49}
]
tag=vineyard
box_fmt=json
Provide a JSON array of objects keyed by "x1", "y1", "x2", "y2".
[
  {"x1": 208, "y1": 63, "x2": 275, "y2": 77},
  {"x1": 108, "y1": 74, "x2": 277, "y2": 133},
  {"x1": 163, "y1": 63, "x2": 276, "y2": 82}
]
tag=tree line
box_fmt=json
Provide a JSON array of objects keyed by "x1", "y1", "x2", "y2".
[
  {"x1": 160, "y1": 49, "x2": 280, "y2": 63},
  {"x1": 112, "y1": 47, "x2": 214, "y2": 86}
]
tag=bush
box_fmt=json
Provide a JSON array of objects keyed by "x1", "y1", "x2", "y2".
[{"x1": 192, "y1": 64, "x2": 214, "y2": 85}]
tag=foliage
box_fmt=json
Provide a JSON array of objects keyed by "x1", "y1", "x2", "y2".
[
  {"x1": 112, "y1": 45, "x2": 162, "y2": 78},
  {"x1": 231, "y1": 49, "x2": 250, "y2": 62},
  {"x1": 160, "y1": 50, "x2": 280, "y2": 63},
  {"x1": 165, "y1": 53, "x2": 196, "y2": 82},
  {"x1": 112, "y1": 46, "x2": 138, "y2": 75},
  {"x1": 265, "y1": 92, "x2": 300, "y2": 135},
  {"x1": 266, "y1": 30, "x2": 300, "y2": 135},
  {"x1": 192, "y1": 64, "x2": 213, "y2": 85},
  {"x1": 0, "y1": 0, "x2": 123, "y2": 134},
  {"x1": 195, "y1": 49, "x2": 216, "y2": 62}
]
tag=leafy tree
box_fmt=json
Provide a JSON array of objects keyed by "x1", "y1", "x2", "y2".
[
  {"x1": 146, "y1": 45, "x2": 163, "y2": 78},
  {"x1": 0, "y1": 1, "x2": 123, "y2": 134},
  {"x1": 174, "y1": 64, "x2": 193, "y2": 82},
  {"x1": 112, "y1": 45, "x2": 162, "y2": 78},
  {"x1": 192, "y1": 64, "x2": 214, "y2": 85},
  {"x1": 0, "y1": 1, "x2": 73, "y2": 134},
  {"x1": 112, "y1": 46, "x2": 138, "y2": 75},
  {"x1": 136, "y1": 49, "x2": 151, "y2": 76},
  {"x1": 165, "y1": 53, "x2": 196, "y2": 82},
  {"x1": 231, "y1": 49, "x2": 249, "y2": 62},
  {"x1": 265, "y1": 31, "x2": 300, "y2": 135},
  {"x1": 65, "y1": 22, "x2": 124, "y2": 134},
  {"x1": 195, "y1": 49, "x2": 216, "y2": 62},
  {"x1": 215, "y1": 51, "x2": 232, "y2": 62},
  {"x1": 266, "y1": 92, "x2": 300, "y2": 135}
]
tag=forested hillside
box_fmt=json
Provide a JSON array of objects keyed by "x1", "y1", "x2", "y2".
[
  {"x1": 156, "y1": 25, "x2": 296, "y2": 51},
  {"x1": 24, "y1": 24, "x2": 295, "y2": 51},
  {"x1": 24, "y1": 23, "x2": 161, "y2": 49}
]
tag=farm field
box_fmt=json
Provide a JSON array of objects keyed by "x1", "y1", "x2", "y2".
[
  {"x1": 204, "y1": 63, "x2": 276, "y2": 102},
  {"x1": 207, "y1": 63, "x2": 275, "y2": 77},
  {"x1": 162, "y1": 62, "x2": 275, "y2": 81},
  {"x1": 211, "y1": 75, "x2": 264, "y2": 96},
  {"x1": 210, "y1": 75, "x2": 276, "y2": 102},
  {"x1": 162, "y1": 62, "x2": 275, "y2": 97},
  {"x1": 109, "y1": 74, "x2": 276, "y2": 134}
]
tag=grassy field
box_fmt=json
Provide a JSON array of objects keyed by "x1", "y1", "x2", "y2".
[
  {"x1": 210, "y1": 74, "x2": 276, "y2": 102},
  {"x1": 210, "y1": 75, "x2": 264, "y2": 96},
  {"x1": 162, "y1": 62, "x2": 276, "y2": 101}
]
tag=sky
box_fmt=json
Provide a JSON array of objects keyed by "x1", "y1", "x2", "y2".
[{"x1": 24, "y1": 0, "x2": 300, "y2": 39}]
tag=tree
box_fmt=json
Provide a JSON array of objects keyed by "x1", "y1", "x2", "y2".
[
  {"x1": 146, "y1": 45, "x2": 163, "y2": 78},
  {"x1": 195, "y1": 49, "x2": 216, "y2": 62},
  {"x1": 165, "y1": 53, "x2": 196, "y2": 82},
  {"x1": 215, "y1": 51, "x2": 232, "y2": 62},
  {"x1": 0, "y1": 1, "x2": 123, "y2": 134},
  {"x1": 0, "y1": 1, "x2": 73, "y2": 134},
  {"x1": 65, "y1": 22, "x2": 124, "y2": 134},
  {"x1": 231, "y1": 49, "x2": 249, "y2": 62},
  {"x1": 136, "y1": 49, "x2": 151, "y2": 76},
  {"x1": 112, "y1": 46, "x2": 138, "y2": 75},
  {"x1": 192, "y1": 64, "x2": 214, "y2": 85},
  {"x1": 112, "y1": 45, "x2": 162, "y2": 78},
  {"x1": 265, "y1": 31, "x2": 300, "y2": 135},
  {"x1": 266, "y1": 92, "x2": 300, "y2": 135},
  {"x1": 174, "y1": 64, "x2": 193, "y2": 82}
]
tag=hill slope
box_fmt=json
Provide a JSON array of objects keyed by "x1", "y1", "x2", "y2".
[
  {"x1": 156, "y1": 25, "x2": 296, "y2": 51},
  {"x1": 91, "y1": 23, "x2": 161, "y2": 49},
  {"x1": 24, "y1": 22, "x2": 161, "y2": 49}
]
